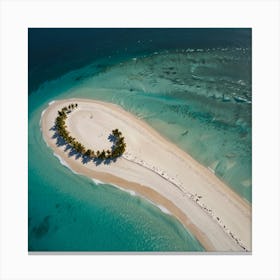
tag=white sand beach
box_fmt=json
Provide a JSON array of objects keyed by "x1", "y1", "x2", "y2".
[{"x1": 41, "y1": 98, "x2": 251, "y2": 252}]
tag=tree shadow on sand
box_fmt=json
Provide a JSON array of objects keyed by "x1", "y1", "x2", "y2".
[{"x1": 50, "y1": 125, "x2": 121, "y2": 166}]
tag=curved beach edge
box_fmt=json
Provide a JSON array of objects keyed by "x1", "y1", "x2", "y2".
[{"x1": 41, "y1": 98, "x2": 252, "y2": 252}]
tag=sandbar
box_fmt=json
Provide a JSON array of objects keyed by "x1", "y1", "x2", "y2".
[{"x1": 41, "y1": 98, "x2": 251, "y2": 252}]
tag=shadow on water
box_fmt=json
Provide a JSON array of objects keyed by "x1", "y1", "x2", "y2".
[{"x1": 50, "y1": 125, "x2": 120, "y2": 166}]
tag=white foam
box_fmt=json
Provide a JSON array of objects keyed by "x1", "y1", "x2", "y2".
[
  {"x1": 147, "y1": 199, "x2": 172, "y2": 216},
  {"x1": 54, "y1": 155, "x2": 172, "y2": 216},
  {"x1": 111, "y1": 184, "x2": 136, "y2": 196},
  {"x1": 92, "y1": 178, "x2": 104, "y2": 185},
  {"x1": 53, "y1": 152, "x2": 78, "y2": 174},
  {"x1": 39, "y1": 109, "x2": 47, "y2": 129},
  {"x1": 111, "y1": 183, "x2": 171, "y2": 215},
  {"x1": 48, "y1": 100, "x2": 55, "y2": 105},
  {"x1": 52, "y1": 150, "x2": 172, "y2": 216},
  {"x1": 129, "y1": 190, "x2": 136, "y2": 196},
  {"x1": 157, "y1": 205, "x2": 171, "y2": 215},
  {"x1": 207, "y1": 167, "x2": 215, "y2": 174},
  {"x1": 41, "y1": 108, "x2": 46, "y2": 116}
]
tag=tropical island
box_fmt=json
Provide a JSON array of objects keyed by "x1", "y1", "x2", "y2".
[{"x1": 41, "y1": 98, "x2": 252, "y2": 252}]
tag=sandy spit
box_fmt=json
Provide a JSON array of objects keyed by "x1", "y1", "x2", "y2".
[{"x1": 41, "y1": 98, "x2": 251, "y2": 252}]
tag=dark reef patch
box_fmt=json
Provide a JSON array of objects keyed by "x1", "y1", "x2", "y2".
[{"x1": 32, "y1": 215, "x2": 51, "y2": 239}]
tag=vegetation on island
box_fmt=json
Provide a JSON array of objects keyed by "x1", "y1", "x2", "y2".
[{"x1": 55, "y1": 103, "x2": 126, "y2": 161}]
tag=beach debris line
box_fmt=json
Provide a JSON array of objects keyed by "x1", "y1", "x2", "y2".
[{"x1": 55, "y1": 104, "x2": 126, "y2": 160}]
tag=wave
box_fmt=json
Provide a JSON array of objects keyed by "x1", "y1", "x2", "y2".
[
  {"x1": 111, "y1": 184, "x2": 136, "y2": 196},
  {"x1": 147, "y1": 199, "x2": 171, "y2": 215},
  {"x1": 53, "y1": 152, "x2": 78, "y2": 174},
  {"x1": 91, "y1": 178, "x2": 104, "y2": 185},
  {"x1": 93, "y1": 180, "x2": 171, "y2": 216},
  {"x1": 207, "y1": 167, "x2": 215, "y2": 174},
  {"x1": 41, "y1": 108, "x2": 46, "y2": 117},
  {"x1": 112, "y1": 184, "x2": 171, "y2": 215},
  {"x1": 48, "y1": 100, "x2": 55, "y2": 105},
  {"x1": 39, "y1": 109, "x2": 46, "y2": 130},
  {"x1": 53, "y1": 156, "x2": 170, "y2": 216}
]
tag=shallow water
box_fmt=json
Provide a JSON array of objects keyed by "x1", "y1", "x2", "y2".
[
  {"x1": 28, "y1": 71, "x2": 205, "y2": 252},
  {"x1": 28, "y1": 29, "x2": 251, "y2": 251},
  {"x1": 54, "y1": 48, "x2": 252, "y2": 201}
]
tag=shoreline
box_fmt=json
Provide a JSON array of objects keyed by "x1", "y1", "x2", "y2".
[
  {"x1": 41, "y1": 98, "x2": 251, "y2": 252},
  {"x1": 45, "y1": 150, "x2": 213, "y2": 250}
]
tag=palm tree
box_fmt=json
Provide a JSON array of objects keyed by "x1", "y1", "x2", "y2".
[
  {"x1": 90, "y1": 150, "x2": 95, "y2": 158},
  {"x1": 106, "y1": 150, "x2": 111, "y2": 158},
  {"x1": 85, "y1": 149, "x2": 91, "y2": 157}
]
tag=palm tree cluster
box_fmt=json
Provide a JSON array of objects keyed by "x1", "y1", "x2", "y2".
[
  {"x1": 55, "y1": 104, "x2": 126, "y2": 161},
  {"x1": 55, "y1": 103, "x2": 78, "y2": 148},
  {"x1": 110, "y1": 129, "x2": 126, "y2": 158}
]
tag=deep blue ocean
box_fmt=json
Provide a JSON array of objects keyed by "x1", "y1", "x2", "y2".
[{"x1": 28, "y1": 28, "x2": 251, "y2": 251}]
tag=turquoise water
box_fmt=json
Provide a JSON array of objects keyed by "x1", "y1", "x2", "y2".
[
  {"x1": 28, "y1": 63, "x2": 205, "y2": 252},
  {"x1": 29, "y1": 30, "x2": 251, "y2": 252}
]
